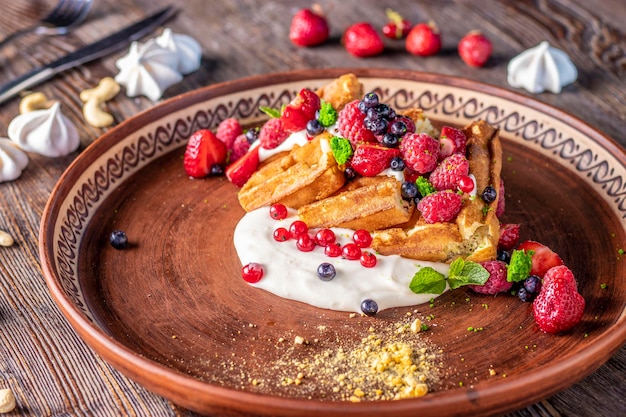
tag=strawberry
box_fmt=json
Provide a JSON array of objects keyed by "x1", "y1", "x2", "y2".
[
  {"x1": 498, "y1": 223, "x2": 520, "y2": 251},
  {"x1": 382, "y1": 9, "x2": 412, "y2": 39},
  {"x1": 517, "y1": 240, "x2": 564, "y2": 278},
  {"x1": 280, "y1": 88, "x2": 321, "y2": 132},
  {"x1": 469, "y1": 260, "x2": 512, "y2": 295},
  {"x1": 417, "y1": 191, "x2": 462, "y2": 223},
  {"x1": 405, "y1": 22, "x2": 441, "y2": 57},
  {"x1": 496, "y1": 179, "x2": 505, "y2": 217},
  {"x1": 215, "y1": 118, "x2": 243, "y2": 150},
  {"x1": 458, "y1": 31, "x2": 493, "y2": 67},
  {"x1": 225, "y1": 147, "x2": 260, "y2": 187},
  {"x1": 289, "y1": 7, "x2": 329, "y2": 47},
  {"x1": 533, "y1": 265, "x2": 585, "y2": 334},
  {"x1": 400, "y1": 132, "x2": 439, "y2": 174},
  {"x1": 429, "y1": 153, "x2": 470, "y2": 191},
  {"x1": 343, "y1": 22, "x2": 384, "y2": 58},
  {"x1": 259, "y1": 117, "x2": 289, "y2": 149},
  {"x1": 337, "y1": 100, "x2": 377, "y2": 145},
  {"x1": 183, "y1": 129, "x2": 228, "y2": 178},
  {"x1": 438, "y1": 126, "x2": 467, "y2": 160},
  {"x1": 229, "y1": 134, "x2": 250, "y2": 163},
  {"x1": 350, "y1": 143, "x2": 401, "y2": 177}
]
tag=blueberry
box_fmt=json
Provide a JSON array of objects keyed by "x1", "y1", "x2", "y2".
[
  {"x1": 210, "y1": 164, "x2": 224, "y2": 176},
  {"x1": 390, "y1": 156, "x2": 405, "y2": 171},
  {"x1": 361, "y1": 299, "x2": 378, "y2": 316},
  {"x1": 245, "y1": 128, "x2": 259, "y2": 144},
  {"x1": 481, "y1": 185, "x2": 497, "y2": 203},
  {"x1": 306, "y1": 119, "x2": 324, "y2": 136},
  {"x1": 365, "y1": 118, "x2": 388, "y2": 135},
  {"x1": 401, "y1": 181, "x2": 419, "y2": 200},
  {"x1": 381, "y1": 133, "x2": 399, "y2": 148},
  {"x1": 496, "y1": 249, "x2": 511, "y2": 263},
  {"x1": 390, "y1": 120, "x2": 408, "y2": 136},
  {"x1": 366, "y1": 107, "x2": 381, "y2": 121},
  {"x1": 344, "y1": 166, "x2": 357, "y2": 181},
  {"x1": 357, "y1": 100, "x2": 368, "y2": 114},
  {"x1": 362, "y1": 92, "x2": 379, "y2": 108},
  {"x1": 317, "y1": 263, "x2": 336, "y2": 281},
  {"x1": 524, "y1": 275, "x2": 542, "y2": 294},
  {"x1": 375, "y1": 104, "x2": 393, "y2": 120},
  {"x1": 517, "y1": 287, "x2": 534, "y2": 302},
  {"x1": 109, "y1": 230, "x2": 128, "y2": 249}
]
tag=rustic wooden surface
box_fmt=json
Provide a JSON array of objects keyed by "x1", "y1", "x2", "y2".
[{"x1": 0, "y1": 0, "x2": 624, "y2": 416}]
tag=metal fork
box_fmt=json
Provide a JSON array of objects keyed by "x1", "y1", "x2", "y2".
[{"x1": 0, "y1": 0, "x2": 94, "y2": 50}]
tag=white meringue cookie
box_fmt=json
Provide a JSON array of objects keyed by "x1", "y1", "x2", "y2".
[
  {"x1": 115, "y1": 40, "x2": 183, "y2": 101},
  {"x1": 155, "y1": 28, "x2": 202, "y2": 74},
  {"x1": 8, "y1": 102, "x2": 80, "y2": 157},
  {"x1": 507, "y1": 41, "x2": 578, "y2": 94},
  {"x1": 0, "y1": 138, "x2": 29, "y2": 182}
]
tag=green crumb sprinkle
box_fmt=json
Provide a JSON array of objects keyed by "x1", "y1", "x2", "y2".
[
  {"x1": 600, "y1": 283, "x2": 607, "y2": 289},
  {"x1": 481, "y1": 205, "x2": 492, "y2": 216},
  {"x1": 507, "y1": 156, "x2": 513, "y2": 162},
  {"x1": 467, "y1": 327, "x2": 473, "y2": 331},
  {"x1": 507, "y1": 249, "x2": 534, "y2": 282},
  {"x1": 584, "y1": 333, "x2": 589, "y2": 338},
  {"x1": 317, "y1": 101, "x2": 338, "y2": 127},
  {"x1": 329, "y1": 136, "x2": 353, "y2": 165},
  {"x1": 618, "y1": 248, "x2": 624, "y2": 255},
  {"x1": 416, "y1": 176, "x2": 436, "y2": 197},
  {"x1": 467, "y1": 326, "x2": 484, "y2": 332},
  {"x1": 459, "y1": 382, "x2": 464, "y2": 387},
  {"x1": 421, "y1": 323, "x2": 430, "y2": 332}
]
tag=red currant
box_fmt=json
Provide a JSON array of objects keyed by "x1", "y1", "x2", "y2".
[
  {"x1": 296, "y1": 233, "x2": 316, "y2": 252},
  {"x1": 360, "y1": 252, "x2": 377, "y2": 268},
  {"x1": 342, "y1": 243, "x2": 361, "y2": 260},
  {"x1": 324, "y1": 242, "x2": 342, "y2": 257},
  {"x1": 352, "y1": 229, "x2": 373, "y2": 248},
  {"x1": 242, "y1": 262, "x2": 264, "y2": 283},
  {"x1": 458, "y1": 175, "x2": 475, "y2": 193},
  {"x1": 269, "y1": 203, "x2": 288, "y2": 220},
  {"x1": 273, "y1": 227, "x2": 290, "y2": 242},
  {"x1": 315, "y1": 228, "x2": 336, "y2": 247},
  {"x1": 289, "y1": 220, "x2": 308, "y2": 238}
]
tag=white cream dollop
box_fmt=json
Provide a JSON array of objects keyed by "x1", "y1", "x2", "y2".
[
  {"x1": 8, "y1": 102, "x2": 79, "y2": 157},
  {"x1": 0, "y1": 138, "x2": 29, "y2": 182},
  {"x1": 507, "y1": 41, "x2": 577, "y2": 94},
  {"x1": 155, "y1": 28, "x2": 202, "y2": 74}
]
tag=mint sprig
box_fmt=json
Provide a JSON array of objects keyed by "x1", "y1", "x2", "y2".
[
  {"x1": 409, "y1": 258, "x2": 489, "y2": 294},
  {"x1": 259, "y1": 106, "x2": 281, "y2": 118},
  {"x1": 409, "y1": 267, "x2": 447, "y2": 294}
]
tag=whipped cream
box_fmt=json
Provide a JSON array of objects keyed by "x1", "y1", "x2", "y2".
[
  {"x1": 155, "y1": 28, "x2": 202, "y2": 74},
  {"x1": 0, "y1": 138, "x2": 29, "y2": 182},
  {"x1": 8, "y1": 102, "x2": 79, "y2": 157},
  {"x1": 234, "y1": 208, "x2": 449, "y2": 313},
  {"x1": 507, "y1": 41, "x2": 577, "y2": 94}
]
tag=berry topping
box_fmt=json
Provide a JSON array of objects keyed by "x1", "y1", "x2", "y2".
[
  {"x1": 400, "y1": 132, "x2": 440, "y2": 174},
  {"x1": 225, "y1": 146, "x2": 259, "y2": 187},
  {"x1": 269, "y1": 203, "x2": 288, "y2": 220},
  {"x1": 216, "y1": 118, "x2": 243, "y2": 150},
  {"x1": 183, "y1": 129, "x2": 228, "y2": 178},
  {"x1": 517, "y1": 240, "x2": 565, "y2": 278},
  {"x1": 458, "y1": 31, "x2": 493, "y2": 67},
  {"x1": 438, "y1": 126, "x2": 467, "y2": 160},
  {"x1": 417, "y1": 191, "x2": 463, "y2": 223},
  {"x1": 109, "y1": 230, "x2": 128, "y2": 249},
  {"x1": 350, "y1": 143, "x2": 401, "y2": 176},
  {"x1": 209, "y1": 164, "x2": 224, "y2": 177},
  {"x1": 390, "y1": 156, "x2": 405, "y2": 171},
  {"x1": 498, "y1": 223, "x2": 520, "y2": 251},
  {"x1": 242, "y1": 262, "x2": 264, "y2": 283},
  {"x1": 245, "y1": 127, "x2": 259, "y2": 144},
  {"x1": 468, "y1": 260, "x2": 511, "y2": 295},
  {"x1": 360, "y1": 252, "x2": 377, "y2": 268},
  {"x1": 337, "y1": 100, "x2": 378, "y2": 145},
  {"x1": 296, "y1": 233, "x2": 316, "y2": 252},
  {"x1": 306, "y1": 119, "x2": 324, "y2": 137},
  {"x1": 289, "y1": 220, "x2": 309, "y2": 238},
  {"x1": 481, "y1": 185, "x2": 497, "y2": 203},
  {"x1": 315, "y1": 228, "x2": 336, "y2": 247},
  {"x1": 405, "y1": 22, "x2": 441, "y2": 57},
  {"x1": 259, "y1": 117, "x2": 289, "y2": 149},
  {"x1": 317, "y1": 263, "x2": 337, "y2": 281},
  {"x1": 496, "y1": 249, "x2": 511, "y2": 263},
  {"x1": 401, "y1": 181, "x2": 419, "y2": 201},
  {"x1": 273, "y1": 227, "x2": 290, "y2": 242},
  {"x1": 517, "y1": 287, "x2": 533, "y2": 302},
  {"x1": 280, "y1": 88, "x2": 321, "y2": 132},
  {"x1": 362, "y1": 92, "x2": 379, "y2": 108},
  {"x1": 230, "y1": 134, "x2": 251, "y2": 163},
  {"x1": 289, "y1": 7, "x2": 330, "y2": 47},
  {"x1": 524, "y1": 275, "x2": 543, "y2": 295},
  {"x1": 532, "y1": 265, "x2": 585, "y2": 334},
  {"x1": 343, "y1": 22, "x2": 385, "y2": 58},
  {"x1": 457, "y1": 175, "x2": 475, "y2": 193},
  {"x1": 429, "y1": 153, "x2": 470, "y2": 191},
  {"x1": 381, "y1": 133, "x2": 400, "y2": 148},
  {"x1": 342, "y1": 243, "x2": 362, "y2": 260},
  {"x1": 352, "y1": 229, "x2": 373, "y2": 248},
  {"x1": 324, "y1": 242, "x2": 342, "y2": 257},
  {"x1": 382, "y1": 9, "x2": 412, "y2": 39},
  {"x1": 360, "y1": 299, "x2": 379, "y2": 316}
]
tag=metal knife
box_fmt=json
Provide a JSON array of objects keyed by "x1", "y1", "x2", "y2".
[{"x1": 0, "y1": 6, "x2": 177, "y2": 105}]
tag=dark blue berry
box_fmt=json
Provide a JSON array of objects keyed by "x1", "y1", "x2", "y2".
[
  {"x1": 390, "y1": 120, "x2": 408, "y2": 136},
  {"x1": 381, "y1": 133, "x2": 400, "y2": 148},
  {"x1": 360, "y1": 299, "x2": 378, "y2": 316},
  {"x1": 362, "y1": 92, "x2": 379, "y2": 108},
  {"x1": 481, "y1": 185, "x2": 497, "y2": 203},
  {"x1": 306, "y1": 119, "x2": 324, "y2": 136},
  {"x1": 245, "y1": 128, "x2": 259, "y2": 144},
  {"x1": 517, "y1": 287, "x2": 534, "y2": 302},
  {"x1": 366, "y1": 107, "x2": 381, "y2": 121},
  {"x1": 357, "y1": 100, "x2": 368, "y2": 114},
  {"x1": 210, "y1": 164, "x2": 224, "y2": 176},
  {"x1": 109, "y1": 230, "x2": 128, "y2": 249},
  {"x1": 524, "y1": 275, "x2": 542, "y2": 294},
  {"x1": 375, "y1": 104, "x2": 393, "y2": 120},
  {"x1": 390, "y1": 156, "x2": 405, "y2": 171},
  {"x1": 365, "y1": 118, "x2": 388, "y2": 135},
  {"x1": 401, "y1": 181, "x2": 418, "y2": 200},
  {"x1": 317, "y1": 263, "x2": 336, "y2": 281},
  {"x1": 496, "y1": 249, "x2": 511, "y2": 263},
  {"x1": 344, "y1": 166, "x2": 357, "y2": 181}
]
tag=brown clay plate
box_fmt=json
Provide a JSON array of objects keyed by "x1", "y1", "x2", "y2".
[{"x1": 40, "y1": 69, "x2": 626, "y2": 416}]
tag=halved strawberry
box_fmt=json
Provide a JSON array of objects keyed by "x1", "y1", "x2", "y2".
[
  {"x1": 438, "y1": 126, "x2": 467, "y2": 161},
  {"x1": 280, "y1": 88, "x2": 321, "y2": 132},
  {"x1": 225, "y1": 147, "x2": 260, "y2": 187},
  {"x1": 184, "y1": 129, "x2": 228, "y2": 178},
  {"x1": 350, "y1": 143, "x2": 401, "y2": 176},
  {"x1": 517, "y1": 240, "x2": 564, "y2": 278}
]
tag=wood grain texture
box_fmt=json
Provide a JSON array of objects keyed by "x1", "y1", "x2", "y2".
[{"x1": 0, "y1": 0, "x2": 624, "y2": 416}]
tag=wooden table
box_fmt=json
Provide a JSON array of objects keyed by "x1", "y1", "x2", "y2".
[{"x1": 0, "y1": 0, "x2": 624, "y2": 415}]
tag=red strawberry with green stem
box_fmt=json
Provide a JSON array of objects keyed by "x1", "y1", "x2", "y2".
[
  {"x1": 343, "y1": 22, "x2": 384, "y2": 58},
  {"x1": 350, "y1": 143, "x2": 401, "y2": 176},
  {"x1": 289, "y1": 6, "x2": 329, "y2": 47},
  {"x1": 458, "y1": 31, "x2": 493, "y2": 67},
  {"x1": 533, "y1": 265, "x2": 585, "y2": 334},
  {"x1": 183, "y1": 129, "x2": 228, "y2": 178},
  {"x1": 405, "y1": 22, "x2": 441, "y2": 57}
]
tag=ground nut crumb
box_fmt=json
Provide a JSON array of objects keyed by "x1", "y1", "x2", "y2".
[
  {"x1": 294, "y1": 336, "x2": 305, "y2": 345},
  {"x1": 0, "y1": 388, "x2": 16, "y2": 413},
  {"x1": 0, "y1": 230, "x2": 14, "y2": 247}
]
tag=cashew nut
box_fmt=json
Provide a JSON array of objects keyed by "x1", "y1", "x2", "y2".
[
  {"x1": 0, "y1": 388, "x2": 16, "y2": 413},
  {"x1": 19, "y1": 92, "x2": 53, "y2": 114},
  {"x1": 0, "y1": 230, "x2": 14, "y2": 247},
  {"x1": 80, "y1": 77, "x2": 121, "y2": 128}
]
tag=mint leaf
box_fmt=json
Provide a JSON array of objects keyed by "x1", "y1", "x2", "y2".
[
  {"x1": 448, "y1": 258, "x2": 489, "y2": 289},
  {"x1": 416, "y1": 176, "x2": 436, "y2": 197},
  {"x1": 409, "y1": 267, "x2": 447, "y2": 294},
  {"x1": 318, "y1": 101, "x2": 338, "y2": 127},
  {"x1": 330, "y1": 136, "x2": 353, "y2": 165},
  {"x1": 507, "y1": 249, "x2": 533, "y2": 282},
  {"x1": 259, "y1": 106, "x2": 281, "y2": 118},
  {"x1": 448, "y1": 257, "x2": 464, "y2": 278}
]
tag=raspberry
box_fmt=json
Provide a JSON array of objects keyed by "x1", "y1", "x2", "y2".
[
  {"x1": 400, "y1": 132, "x2": 439, "y2": 174},
  {"x1": 259, "y1": 118, "x2": 289, "y2": 149},
  {"x1": 417, "y1": 191, "x2": 462, "y2": 223},
  {"x1": 393, "y1": 115, "x2": 415, "y2": 134},
  {"x1": 469, "y1": 260, "x2": 512, "y2": 295},
  {"x1": 337, "y1": 100, "x2": 377, "y2": 145},
  {"x1": 498, "y1": 223, "x2": 520, "y2": 251},
  {"x1": 229, "y1": 134, "x2": 250, "y2": 162},
  {"x1": 429, "y1": 153, "x2": 470, "y2": 191},
  {"x1": 533, "y1": 265, "x2": 585, "y2": 334},
  {"x1": 215, "y1": 118, "x2": 243, "y2": 150}
]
